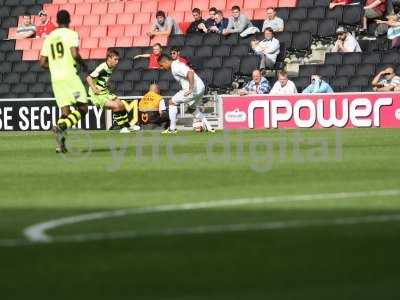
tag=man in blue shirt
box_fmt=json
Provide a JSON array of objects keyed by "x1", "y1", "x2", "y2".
[
  {"x1": 239, "y1": 69, "x2": 270, "y2": 95},
  {"x1": 302, "y1": 75, "x2": 334, "y2": 94}
]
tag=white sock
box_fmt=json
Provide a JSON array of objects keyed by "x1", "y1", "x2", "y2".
[
  {"x1": 194, "y1": 108, "x2": 212, "y2": 131},
  {"x1": 169, "y1": 105, "x2": 178, "y2": 130}
]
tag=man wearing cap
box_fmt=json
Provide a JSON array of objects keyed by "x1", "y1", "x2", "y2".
[
  {"x1": 36, "y1": 10, "x2": 56, "y2": 38},
  {"x1": 332, "y1": 27, "x2": 362, "y2": 52}
]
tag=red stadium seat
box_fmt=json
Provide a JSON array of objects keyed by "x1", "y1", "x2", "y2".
[
  {"x1": 244, "y1": 0, "x2": 261, "y2": 8},
  {"x1": 91, "y1": 3, "x2": 108, "y2": 15},
  {"x1": 124, "y1": 24, "x2": 142, "y2": 36},
  {"x1": 74, "y1": 3, "x2": 92, "y2": 15},
  {"x1": 278, "y1": 0, "x2": 297, "y2": 6},
  {"x1": 83, "y1": 15, "x2": 100, "y2": 26},
  {"x1": 43, "y1": 4, "x2": 59, "y2": 16},
  {"x1": 81, "y1": 37, "x2": 99, "y2": 49},
  {"x1": 158, "y1": 0, "x2": 175, "y2": 12},
  {"x1": 132, "y1": 35, "x2": 150, "y2": 46},
  {"x1": 193, "y1": 0, "x2": 210, "y2": 11},
  {"x1": 141, "y1": 24, "x2": 153, "y2": 35},
  {"x1": 90, "y1": 48, "x2": 107, "y2": 59},
  {"x1": 175, "y1": 0, "x2": 192, "y2": 12},
  {"x1": 31, "y1": 38, "x2": 44, "y2": 50},
  {"x1": 141, "y1": 0, "x2": 158, "y2": 13},
  {"x1": 70, "y1": 15, "x2": 84, "y2": 27},
  {"x1": 243, "y1": 9, "x2": 254, "y2": 18},
  {"x1": 53, "y1": 0, "x2": 68, "y2": 4},
  {"x1": 117, "y1": 13, "x2": 134, "y2": 25},
  {"x1": 226, "y1": 0, "x2": 244, "y2": 9},
  {"x1": 108, "y1": 25, "x2": 125, "y2": 38},
  {"x1": 90, "y1": 25, "x2": 107, "y2": 38},
  {"x1": 99, "y1": 37, "x2": 116, "y2": 48},
  {"x1": 184, "y1": 12, "x2": 194, "y2": 22},
  {"x1": 133, "y1": 13, "x2": 151, "y2": 25},
  {"x1": 209, "y1": 0, "x2": 227, "y2": 9},
  {"x1": 79, "y1": 48, "x2": 90, "y2": 59},
  {"x1": 115, "y1": 36, "x2": 134, "y2": 47},
  {"x1": 85, "y1": 0, "x2": 100, "y2": 3},
  {"x1": 75, "y1": 25, "x2": 91, "y2": 38},
  {"x1": 179, "y1": 22, "x2": 191, "y2": 34},
  {"x1": 253, "y1": 8, "x2": 266, "y2": 19},
  {"x1": 69, "y1": 0, "x2": 84, "y2": 3},
  {"x1": 59, "y1": 3, "x2": 76, "y2": 15},
  {"x1": 8, "y1": 27, "x2": 17, "y2": 39},
  {"x1": 15, "y1": 39, "x2": 32, "y2": 50},
  {"x1": 124, "y1": 1, "x2": 142, "y2": 14},
  {"x1": 260, "y1": 0, "x2": 279, "y2": 7},
  {"x1": 22, "y1": 50, "x2": 39, "y2": 61},
  {"x1": 100, "y1": 14, "x2": 117, "y2": 26},
  {"x1": 108, "y1": 2, "x2": 125, "y2": 14},
  {"x1": 151, "y1": 35, "x2": 168, "y2": 46},
  {"x1": 168, "y1": 11, "x2": 185, "y2": 23}
]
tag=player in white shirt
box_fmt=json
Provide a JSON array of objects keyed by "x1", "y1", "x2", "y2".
[
  {"x1": 269, "y1": 70, "x2": 298, "y2": 95},
  {"x1": 157, "y1": 55, "x2": 214, "y2": 134}
]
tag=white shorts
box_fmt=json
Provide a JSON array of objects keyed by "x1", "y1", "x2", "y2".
[{"x1": 171, "y1": 89, "x2": 205, "y2": 106}]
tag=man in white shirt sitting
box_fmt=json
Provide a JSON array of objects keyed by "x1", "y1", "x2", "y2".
[
  {"x1": 331, "y1": 26, "x2": 362, "y2": 53},
  {"x1": 262, "y1": 7, "x2": 284, "y2": 32},
  {"x1": 250, "y1": 27, "x2": 280, "y2": 69},
  {"x1": 269, "y1": 70, "x2": 298, "y2": 95}
]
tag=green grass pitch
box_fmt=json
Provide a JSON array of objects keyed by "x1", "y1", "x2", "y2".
[{"x1": 1, "y1": 129, "x2": 400, "y2": 300}]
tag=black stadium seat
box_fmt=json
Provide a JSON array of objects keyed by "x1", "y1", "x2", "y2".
[
  {"x1": 342, "y1": 5, "x2": 363, "y2": 26},
  {"x1": 326, "y1": 6, "x2": 343, "y2": 24},
  {"x1": 195, "y1": 46, "x2": 213, "y2": 57},
  {"x1": 180, "y1": 46, "x2": 195, "y2": 58},
  {"x1": 197, "y1": 68, "x2": 214, "y2": 85},
  {"x1": 203, "y1": 56, "x2": 223, "y2": 69},
  {"x1": 330, "y1": 76, "x2": 349, "y2": 89},
  {"x1": 298, "y1": 0, "x2": 314, "y2": 7},
  {"x1": 125, "y1": 70, "x2": 141, "y2": 81},
  {"x1": 342, "y1": 52, "x2": 362, "y2": 65},
  {"x1": 292, "y1": 76, "x2": 310, "y2": 91},
  {"x1": 307, "y1": 7, "x2": 326, "y2": 19},
  {"x1": 142, "y1": 70, "x2": 159, "y2": 82},
  {"x1": 276, "y1": 31, "x2": 292, "y2": 49},
  {"x1": 230, "y1": 45, "x2": 249, "y2": 56},
  {"x1": 317, "y1": 65, "x2": 336, "y2": 78},
  {"x1": 213, "y1": 45, "x2": 231, "y2": 57},
  {"x1": 239, "y1": 56, "x2": 260, "y2": 76},
  {"x1": 285, "y1": 20, "x2": 300, "y2": 32},
  {"x1": 290, "y1": 31, "x2": 311, "y2": 53},
  {"x1": 381, "y1": 50, "x2": 400, "y2": 64},
  {"x1": 314, "y1": 0, "x2": 331, "y2": 6},
  {"x1": 21, "y1": 73, "x2": 36, "y2": 83},
  {"x1": 222, "y1": 56, "x2": 241, "y2": 73},
  {"x1": 203, "y1": 33, "x2": 221, "y2": 46},
  {"x1": 13, "y1": 62, "x2": 30, "y2": 73},
  {"x1": 168, "y1": 35, "x2": 186, "y2": 47},
  {"x1": 300, "y1": 19, "x2": 318, "y2": 36},
  {"x1": 159, "y1": 70, "x2": 174, "y2": 82},
  {"x1": 350, "y1": 75, "x2": 370, "y2": 87},
  {"x1": 118, "y1": 59, "x2": 133, "y2": 71},
  {"x1": 277, "y1": 8, "x2": 290, "y2": 20},
  {"x1": 221, "y1": 33, "x2": 239, "y2": 45},
  {"x1": 37, "y1": 72, "x2": 50, "y2": 83},
  {"x1": 185, "y1": 33, "x2": 204, "y2": 47},
  {"x1": 111, "y1": 70, "x2": 124, "y2": 81},
  {"x1": 132, "y1": 58, "x2": 148, "y2": 70},
  {"x1": 362, "y1": 52, "x2": 381, "y2": 64},
  {"x1": 336, "y1": 65, "x2": 355, "y2": 77},
  {"x1": 356, "y1": 63, "x2": 376, "y2": 76},
  {"x1": 212, "y1": 67, "x2": 233, "y2": 89},
  {"x1": 289, "y1": 8, "x2": 307, "y2": 20},
  {"x1": 299, "y1": 64, "x2": 317, "y2": 77},
  {"x1": 325, "y1": 53, "x2": 342, "y2": 65},
  {"x1": 317, "y1": 18, "x2": 337, "y2": 38}
]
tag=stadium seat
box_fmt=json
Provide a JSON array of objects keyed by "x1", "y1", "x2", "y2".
[
  {"x1": 222, "y1": 55, "x2": 241, "y2": 73},
  {"x1": 43, "y1": 4, "x2": 59, "y2": 16},
  {"x1": 21, "y1": 73, "x2": 37, "y2": 84},
  {"x1": 70, "y1": 15, "x2": 83, "y2": 27},
  {"x1": 253, "y1": 9, "x2": 266, "y2": 19},
  {"x1": 75, "y1": 25, "x2": 91, "y2": 38},
  {"x1": 300, "y1": 19, "x2": 318, "y2": 36},
  {"x1": 132, "y1": 35, "x2": 151, "y2": 47},
  {"x1": 317, "y1": 18, "x2": 337, "y2": 38},
  {"x1": 276, "y1": 7, "x2": 289, "y2": 20},
  {"x1": 221, "y1": 33, "x2": 239, "y2": 45},
  {"x1": 168, "y1": 34, "x2": 186, "y2": 47},
  {"x1": 59, "y1": 3, "x2": 76, "y2": 15},
  {"x1": 342, "y1": 5, "x2": 362, "y2": 26},
  {"x1": 242, "y1": 9, "x2": 254, "y2": 19},
  {"x1": 158, "y1": 0, "x2": 175, "y2": 12},
  {"x1": 31, "y1": 38, "x2": 43, "y2": 50},
  {"x1": 125, "y1": 70, "x2": 142, "y2": 81},
  {"x1": 381, "y1": 50, "x2": 400, "y2": 64},
  {"x1": 15, "y1": 39, "x2": 32, "y2": 50},
  {"x1": 168, "y1": 11, "x2": 185, "y2": 23},
  {"x1": 99, "y1": 37, "x2": 116, "y2": 48},
  {"x1": 141, "y1": 0, "x2": 158, "y2": 13},
  {"x1": 336, "y1": 65, "x2": 355, "y2": 77},
  {"x1": 275, "y1": 31, "x2": 292, "y2": 48},
  {"x1": 142, "y1": 69, "x2": 160, "y2": 82},
  {"x1": 108, "y1": 2, "x2": 125, "y2": 14},
  {"x1": 180, "y1": 46, "x2": 195, "y2": 57},
  {"x1": 22, "y1": 50, "x2": 39, "y2": 61},
  {"x1": 230, "y1": 44, "x2": 249, "y2": 56},
  {"x1": 126, "y1": 47, "x2": 143, "y2": 59},
  {"x1": 213, "y1": 45, "x2": 231, "y2": 56},
  {"x1": 91, "y1": 25, "x2": 107, "y2": 38},
  {"x1": 84, "y1": 15, "x2": 100, "y2": 26},
  {"x1": 115, "y1": 36, "x2": 133, "y2": 47},
  {"x1": 185, "y1": 33, "x2": 204, "y2": 46},
  {"x1": 292, "y1": 76, "x2": 309, "y2": 91},
  {"x1": 175, "y1": 0, "x2": 192, "y2": 12},
  {"x1": 141, "y1": 23, "x2": 153, "y2": 35},
  {"x1": 74, "y1": 3, "x2": 91, "y2": 16},
  {"x1": 317, "y1": 64, "x2": 336, "y2": 78},
  {"x1": 82, "y1": 37, "x2": 99, "y2": 49},
  {"x1": 307, "y1": 7, "x2": 326, "y2": 19},
  {"x1": 195, "y1": 46, "x2": 213, "y2": 57},
  {"x1": 226, "y1": 0, "x2": 244, "y2": 9},
  {"x1": 151, "y1": 35, "x2": 169, "y2": 46},
  {"x1": 239, "y1": 55, "x2": 260, "y2": 76},
  {"x1": 184, "y1": 12, "x2": 194, "y2": 23},
  {"x1": 342, "y1": 53, "x2": 362, "y2": 65},
  {"x1": 314, "y1": 0, "x2": 330, "y2": 6},
  {"x1": 278, "y1": 0, "x2": 297, "y2": 7},
  {"x1": 91, "y1": 2, "x2": 108, "y2": 15},
  {"x1": 244, "y1": 0, "x2": 261, "y2": 9},
  {"x1": 285, "y1": 19, "x2": 300, "y2": 32},
  {"x1": 179, "y1": 22, "x2": 191, "y2": 34},
  {"x1": 297, "y1": 0, "x2": 313, "y2": 7},
  {"x1": 7, "y1": 27, "x2": 17, "y2": 39},
  {"x1": 79, "y1": 48, "x2": 90, "y2": 59},
  {"x1": 362, "y1": 52, "x2": 381, "y2": 64},
  {"x1": 124, "y1": 1, "x2": 142, "y2": 14},
  {"x1": 117, "y1": 13, "x2": 134, "y2": 25},
  {"x1": 289, "y1": 7, "x2": 307, "y2": 20},
  {"x1": 350, "y1": 75, "x2": 370, "y2": 87},
  {"x1": 108, "y1": 25, "x2": 125, "y2": 38},
  {"x1": 260, "y1": 0, "x2": 279, "y2": 7},
  {"x1": 133, "y1": 13, "x2": 151, "y2": 25},
  {"x1": 209, "y1": 0, "x2": 227, "y2": 8},
  {"x1": 324, "y1": 53, "x2": 342, "y2": 65},
  {"x1": 100, "y1": 14, "x2": 117, "y2": 26},
  {"x1": 194, "y1": 0, "x2": 210, "y2": 11},
  {"x1": 212, "y1": 67, "x2": 233, "y2": 89},
  {"x1": 203, "y1": 33, "x2": 221, "y2": 46},
  {"x1": 13, "y1": 62, "x2": 30, "y2": 73},
  {"x1": 325, "y1": 6, "x2": 343, "y2": 24},
  {"x1": 90, "y1": 48, "x2": 107, "y2": 59},
  {"x1": 330, "y1": 76, "x2": 348, "y2": 89},
  {"x1": 356, "y1": 63, "x2": 375, "y2": 76}
]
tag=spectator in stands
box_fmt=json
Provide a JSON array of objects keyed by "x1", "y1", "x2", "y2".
[
  {"x1": 376, "y1": 14, "x2": 400, "y2": 46},
  {"x1": 207, "y1": 10, "x2": 229, "y2": 34},
  {"x1": 302, "y1": 75, "x2": 334, "y2": 94},
  {"x1": 36, "y1": 10, "x2": 56, "y2": 38},
  {"x1": 250, "y1": 27, "x2": 280, "y2": 69},
  {"x1": 133, "y1": 43, "x2": 162, "y2": 69},
  {"x1": 16, "y1": 15, "x2": 36, "y2": 39},
  {"x1": 371, "y1": 67, "x2": 400, "y2": 91},
  {"x1": 187, "y1": 8, "x2": 207, "y2": 33},
  {"x1": 223, "y1": 6, "x2": 259, "y2": 37},
  {"x1": 269, "y1": 70, "x2": 298, "y2": 95},
  {"x1": 262, "y1": 7, "x2": 284, "y2": 33},
  {"x1": 147, "y1": 10, "x2": 182, "y2": 38},
  {"x1": 331, "y1": 27, "x2": 362, "y2": 52},
  {"x1": 205, "y1": 7, "x2": 218, "y2": 29},
  {"x1": 170, "y1": 47, "x2": 189, "y2": 65},
  {"x1": 239, "y1": 69, "x2": 270, "y2": 95},
  {"x1": 362, "y1": 0, "x2": 387, "y2": 32},
  {"x1": 329, "y1": 0, "x2": 352, "y2": 9}
]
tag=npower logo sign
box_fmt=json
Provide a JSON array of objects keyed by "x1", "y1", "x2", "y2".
[{"x1": 222, "y1": 93, "x2": 400, "y2": 129}]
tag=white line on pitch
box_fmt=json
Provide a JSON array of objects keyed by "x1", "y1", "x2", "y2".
[
  {"x1": 2, "y1": 213, "x2": 400, "y2": 247},
  {"x1": 22, "y1": 189, "x2": 400, "y2": 243}
]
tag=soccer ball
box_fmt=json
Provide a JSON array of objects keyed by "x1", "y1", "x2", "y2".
[{"x1": 192, "y1": 118, "x2": 204, "y2": 132}]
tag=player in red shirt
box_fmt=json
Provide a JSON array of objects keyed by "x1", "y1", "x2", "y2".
[
  {"x1": 133, "y1": 43, "x2": 162, "y2": 69},
  {"x1": 36, "y1": 10, "x2": 56, "y2": 38}
]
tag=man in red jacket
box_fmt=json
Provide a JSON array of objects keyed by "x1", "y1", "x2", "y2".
[{"x1": 36, "y1": 10, "x2": 56, "y2": 38}]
